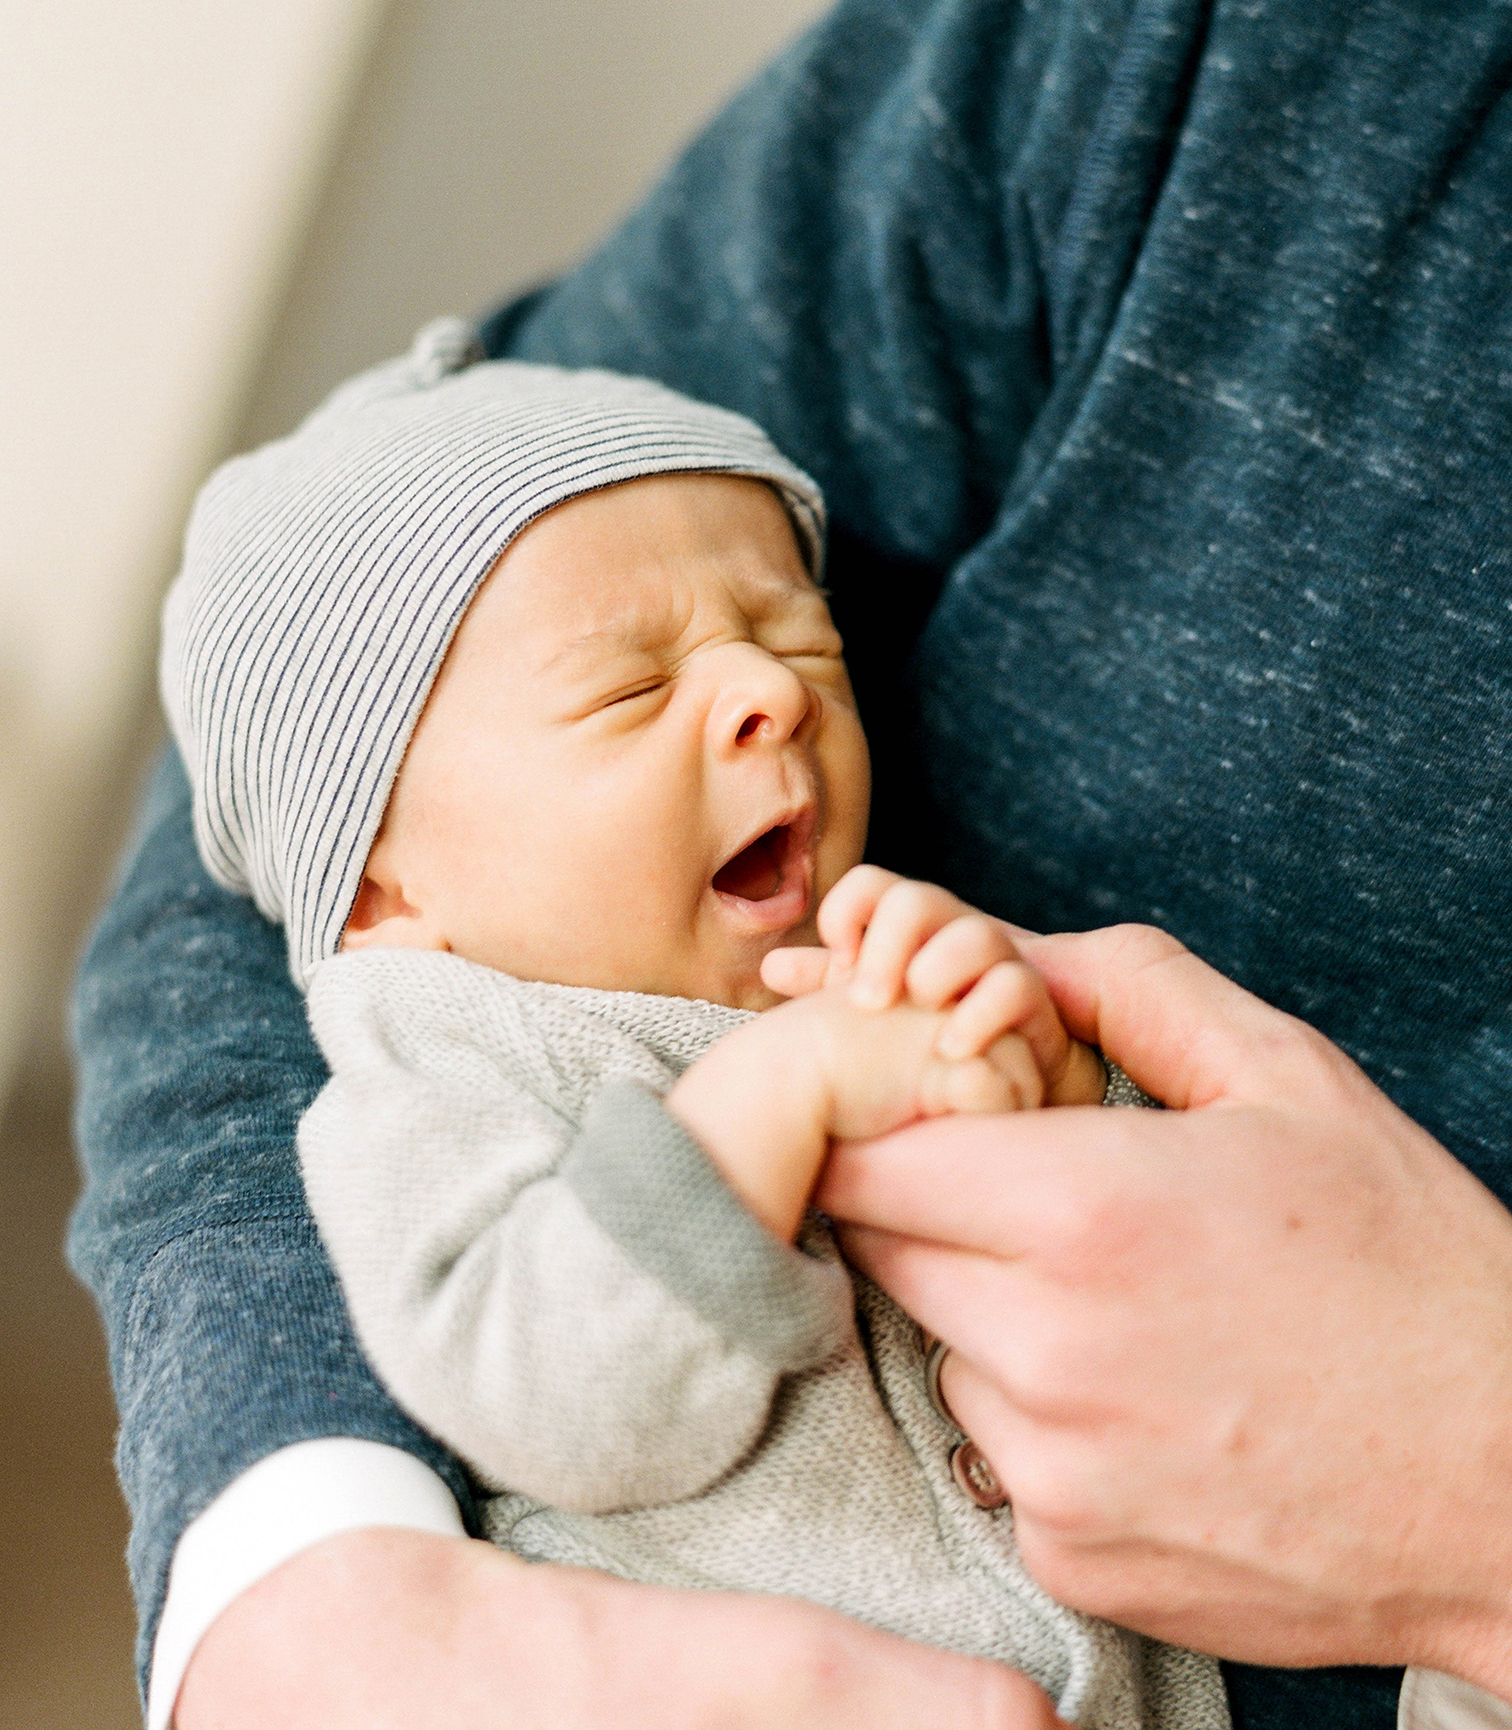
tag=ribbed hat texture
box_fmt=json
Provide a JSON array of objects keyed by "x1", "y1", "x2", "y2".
[{"x1": 161, "y1": 319, "x2": 826, "y2": 987}]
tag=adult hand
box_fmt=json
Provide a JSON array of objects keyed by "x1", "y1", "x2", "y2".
[
  {"x1": 176, "y1": 1528, "x2": 1069, "y2": 1729},
  {"x1": 818, "y1": 924, "x2": 1512, "y2": 1702}
]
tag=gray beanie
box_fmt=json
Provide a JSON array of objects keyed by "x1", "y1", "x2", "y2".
[{"x1": 161, "y1": 319, "x2": 826, "y2": 987}]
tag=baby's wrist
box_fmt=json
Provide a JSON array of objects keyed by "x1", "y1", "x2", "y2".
[{"x1": 665, "y1": 1011, "x2": 830, "y2": 1242}]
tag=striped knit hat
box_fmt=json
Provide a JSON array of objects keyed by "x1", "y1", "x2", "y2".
[{"x1": 161, "y1": 319, "x2": 826, "y2": 987}]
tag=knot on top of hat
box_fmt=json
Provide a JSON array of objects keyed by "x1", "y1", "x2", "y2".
[{"x1": 410, "y1": 316, "x2": 486, "y2": 386}]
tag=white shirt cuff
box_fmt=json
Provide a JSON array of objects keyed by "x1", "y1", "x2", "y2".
[
  {"x1": 1400, "y1": 1667, "x2": 1512, "y2": 1730},
  {"x1": 146, "y1": 1438, "x2": 466, "y2": 1730}
]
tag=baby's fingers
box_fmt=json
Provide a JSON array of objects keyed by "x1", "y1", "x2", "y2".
[
  {"x1": 846, "y1": 879, "x2": 978, "y2": 1010},
  {"x1": 760, "y1": 945, "x2": 838, "y2": 999},
  {"x1": 815, "y1": 865, "x2": 906, "y2": 972},
  {"x1": 936, "y1": 960, "x2": 1067, "y2": 1078},
  {"x1": 921, "y1": 1040, "x2": 1044, "y2": 1116},
  {"x1": 904, "y1": 915, "x2": 1021, "y2": 1010}
]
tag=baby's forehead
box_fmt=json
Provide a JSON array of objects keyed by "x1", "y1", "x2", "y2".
[
  {"x1": 565, "y1": 555, "x2": 821, "y2": 628},
  {"x1": 471, "y1": 475, "x2": 832, "y2": 665}
]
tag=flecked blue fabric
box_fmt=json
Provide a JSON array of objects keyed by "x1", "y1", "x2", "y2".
[
  {"x1": 69, "y1": 756, "x2": 482, "y2": 1696},
  {"x1": 71, "y1": 3, "x2": 1512, "y2": 1724}
]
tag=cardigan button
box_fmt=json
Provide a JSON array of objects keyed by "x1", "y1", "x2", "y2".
[{"x1": 950, "y1": 1439, "x2": 1009, "y2": 1509}]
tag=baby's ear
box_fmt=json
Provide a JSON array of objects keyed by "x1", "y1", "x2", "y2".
[{"x1": 340, "y1": 870, "x2": 449, "y2": 953}]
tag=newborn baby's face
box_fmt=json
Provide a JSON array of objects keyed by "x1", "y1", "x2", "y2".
[{"x1": 343, "y1": 472, "x2": 870, "y2": 1010}]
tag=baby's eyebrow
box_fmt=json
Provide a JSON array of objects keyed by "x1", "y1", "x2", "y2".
[
  {"x1": 538, "y1": 618, "x2": 670, "y2": 676},
  {"x1": 538, "y1": 571, "x2": 825, "y2": 676}
]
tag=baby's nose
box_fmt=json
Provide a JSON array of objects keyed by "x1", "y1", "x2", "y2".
[{"x1": 713, "y1": 647, "x2": 817, "y2": 751}]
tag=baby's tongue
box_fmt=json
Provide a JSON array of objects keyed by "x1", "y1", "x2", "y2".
[{"x1": 713, "y1": 829, "x2": 785, "y2": 900}]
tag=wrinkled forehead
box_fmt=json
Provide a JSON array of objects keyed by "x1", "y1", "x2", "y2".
[
  {"x1": 484, "y1": 474, "x2": 830, "y2": 664},
  {"x1": 536, "y1": 580, "x2": 831, "y2": 704}
]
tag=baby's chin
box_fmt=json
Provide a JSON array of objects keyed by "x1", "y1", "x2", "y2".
[
  {"x1": 669, "y1": 949, "x2": 805, "y2": 1012},
  {"x1": 721, "y1": 976, "x2": 789, "y2": 1013},
  {"x1": 469, "y1": 926, "x2": 819, "y2": 1011}
]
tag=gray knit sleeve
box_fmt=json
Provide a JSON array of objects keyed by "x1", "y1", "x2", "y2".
[
  {"x1": 564, "y1": 1080, "x2": 848, "y2": 1367},
  {"x1": 298, "y1": 956, "x2": 852, "y2": 1516}
]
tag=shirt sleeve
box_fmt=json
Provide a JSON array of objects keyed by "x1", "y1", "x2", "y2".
[
  {"x1": 147, "y1": 1440, "x2": 465, "y2": 1730},
  {"x1": 1398, "y1": 1668, "x2": 1512, "y2": 1730},
  {"x1": 301, "y1": 964, "x2": 853, "y2": 1515}
]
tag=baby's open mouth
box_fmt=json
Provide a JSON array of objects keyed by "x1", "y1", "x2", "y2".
[
  {"x1": 710, "y1": 809, "x2": 816, "y2": 931},
  {"x1": 712, "y1": 825, "x2": 792, "y2": 901}
]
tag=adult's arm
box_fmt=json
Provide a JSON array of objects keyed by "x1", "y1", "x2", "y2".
[
  {"x1": 68, "y1": 751, "x2": 483, "y2": 1693},
  {"x1": 176, "y1": 1528, "x2": 1069, "y2": 1729},
  {"x1": 820, "y1": 925, "x2": 1512, "y2": 1705}
]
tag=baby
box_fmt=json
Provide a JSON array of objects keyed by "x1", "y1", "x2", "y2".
[{"x1": 162, "y1": 321, "x2": 1228, "y2": 1730}]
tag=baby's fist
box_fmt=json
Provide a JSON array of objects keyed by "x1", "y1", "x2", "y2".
[{"x1": 782, "y1": 867, "x2": 1104, "y2": 1108}]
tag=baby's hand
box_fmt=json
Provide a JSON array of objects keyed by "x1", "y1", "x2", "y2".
[
  {"x1": 764, "y1": 866, "x2": 1105, "y2": 1109},
  {"x1": 668, "y1": 985, "x2": 1040, "y2": 1242},
  {"x1": 673, "y1": 869, "x2": 1104, "y2": 1242}
]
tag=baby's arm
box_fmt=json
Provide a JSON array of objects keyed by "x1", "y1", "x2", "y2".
[
  {"x1": 666, "y1": 869, "x2": 1106, "y2": 1243},
  {"x1": 300, "y1": 953, "x2": 852, "y2": 1516}
]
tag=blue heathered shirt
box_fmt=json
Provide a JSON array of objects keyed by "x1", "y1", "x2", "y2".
[{"x1": 71, "y1": 3, "x2": 1512, "y2": 1725}]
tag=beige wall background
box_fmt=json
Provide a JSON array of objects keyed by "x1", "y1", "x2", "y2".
[{"x1": 0, "y1": 0, "x2": 828, "y2": 1721}]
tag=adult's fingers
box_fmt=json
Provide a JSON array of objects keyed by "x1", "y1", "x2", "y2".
[
  {"x1": 1012, "y1": 923, "x2": 1330, "y2": 1110},
  {"x1": 838, "y1": 1222, "x2": 1133, "y2": 1425},
  {"x1": 816, "y1": 1102, "x2": 1197, "y2": 1260}
]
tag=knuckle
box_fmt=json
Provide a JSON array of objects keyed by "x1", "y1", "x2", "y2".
[
  {"x1": 984, "y1": 959, "x2": 1039, "y2": 1011},
  {"x1": 818, "y1": 865, "x2": 890, "y2": 939},
  {"x1": 986, "y1": 1035, "x2": 1044, "y2": 1107},
  {"x1": 1013, "y1": 1522, "x2": 1099, "y2": 1608},
  {"x1": 883, "y1": 878, "x2": 945, "y2": 923},
  {"x1": 1014, "y1": 1521, "x2": 1141, "y2": 1631},
  {"x1": 1286, "y1": 1014, "x2": 1353, "y2": 1086},
  {"x1": 940, "y1": 909, "x2": 988, "y2": 938},
  {"x1": 1002, "y1": 1323, "x2": 1089, "y2": 1421},
  {"x1": 967, "y1": 914, "x2": 1016, "y2": 953},
  {"x1": 1032, "y1": 1173, "x2": 1148, "y2": 1281},
  {"x1": 942, "y1": 918, "x2": 1015, "y2": 974},
  {"x1": 845, "y1": 863, "x2": 896, "y2": 901},
  {"x1": 1105, "y1": 921, "x2": 1188, "y2": 964},
  {"x1": 960, "y1": 1058, "x2": 1016, "y2": 1114}
]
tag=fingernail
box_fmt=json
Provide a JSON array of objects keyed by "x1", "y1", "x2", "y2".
[{"x1": 849, "y1": 979, "x2": 889, "y2": 1010}]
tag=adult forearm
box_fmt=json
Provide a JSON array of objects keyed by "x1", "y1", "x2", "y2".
[
  {"x1": 176, "y1": 1528, "x2": 1071, "y2": 1730},
  {"x1": 68, "y1": 753, "x2": 479, "y2": 1686}
]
